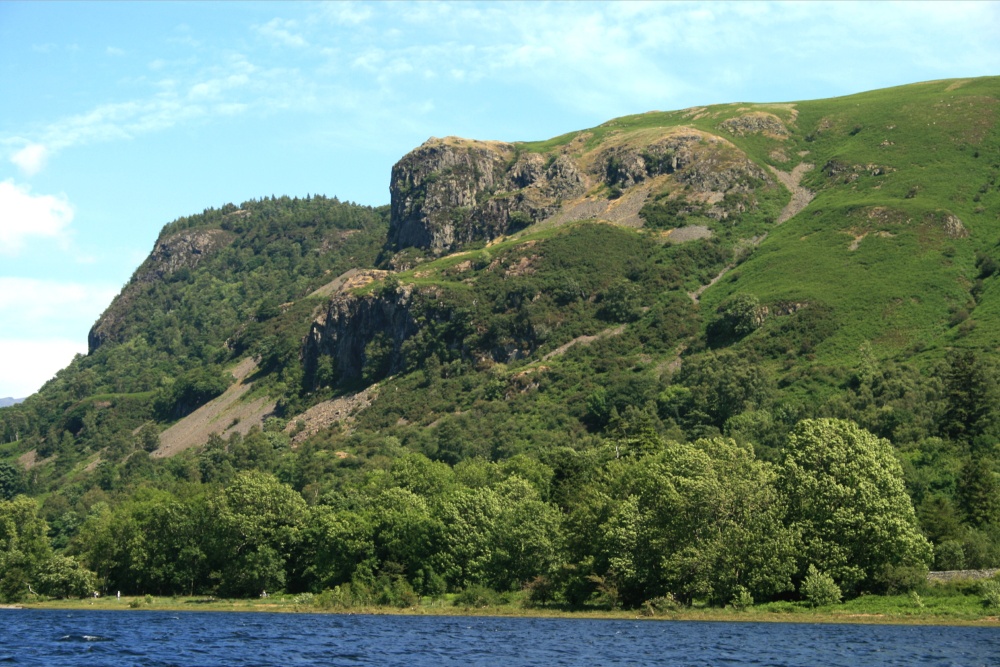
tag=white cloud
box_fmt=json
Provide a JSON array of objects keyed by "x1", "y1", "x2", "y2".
[
  {"x1": 0, "y1": 278, "x2": 117, "y2": 396},
  {"x1": 321, "y1": 2, "x2": 373, "y2": 26},
  {"x1": 10, "y1": 143, "x2": 49, "y2": 176},
  {"x1": 255, "y1": 18, "x2": 308, "y2": 48},
  {"x1": 106, "y1": 46, "x2": 126, "y2": 57},
  {"x1": 0, "y1": 278, "x2": 119, "y2": 333},
  {"x1": 0, "y1": 338, "x2": 86, "y2": 398},
  {"x1": 0, "y1": 180, "x2": 74, "y2": 255}
]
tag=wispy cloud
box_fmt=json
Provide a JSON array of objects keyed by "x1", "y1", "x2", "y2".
[
  {"x1": 319, "y1": 2, "x2": 374, "y2": 26},
  {"x1": 0, "y1": 180, "x2": 73, "y2": 255},
  {"x1": 5, "y1": 1, "x2": 998, "y2": 178},
  {"x1": 254, "y1": 18, "x2": 308, "y2": 48},
  {"x1": 10, "y1": 143, "x2": 49, "y2": 176}
]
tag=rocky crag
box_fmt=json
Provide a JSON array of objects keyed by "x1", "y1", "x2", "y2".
[
  {"x1": 384, "y1": 124, "x2": 777, "y2": 262},
  {"x1": 316, "y1": 115, "x2": 790, "y2": 384}
]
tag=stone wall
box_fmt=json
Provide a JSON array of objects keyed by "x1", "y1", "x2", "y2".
[{"x1": 926, "y1": 568, "x2": 999, "y2": 583}]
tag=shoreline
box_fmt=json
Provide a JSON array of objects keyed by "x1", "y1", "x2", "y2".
[{"x1": 12, "y1": 596, "x2": 1000, "y2": 627}]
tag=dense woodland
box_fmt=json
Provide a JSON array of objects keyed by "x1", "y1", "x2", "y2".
[{"x1": 2, "y1": 78, "x2": 1000, "y2": 610}]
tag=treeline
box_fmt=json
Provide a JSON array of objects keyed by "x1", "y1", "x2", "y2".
[{"x1": 2, "y1": 418, "x2": 932, "y2": 608}]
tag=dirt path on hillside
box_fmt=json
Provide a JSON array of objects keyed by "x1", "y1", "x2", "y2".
[
  {"x1": 542, "y1": 325, "x2": 626, "y2": 361},
  {"x1": 770, "y1": 162, "x2": 815, "y2": 224},
  {"x1": 153, "y1": 358, "x2": 277, "y2": 458},
  {"x1": 688, "y1": 163, "x2": 814, "y2": 305},
  {"x1": 688, "y1": 265, "x2": 736, "y2": 304}
]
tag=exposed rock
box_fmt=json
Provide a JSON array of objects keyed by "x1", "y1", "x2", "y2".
[
  {"x1": 926, "y1": 568, "x2": 999, "y2": 582},
  {"x1": 720, "y1": 112, "x2": 789, "y2": 137},
  {"x1": 134, "y1": 229, "x2": 233, "y2": 284},
  {"x1": 386, "y1": 127, "x2": 772, "y2": 255},
  {"x1": 308, "y1": 268, "x2": 390, "y2": 299},
  {"x1": 387, "y1": 138, "x2": 514, "y2": 253},
  {"x1": 303, "y1": 286, "x2": 421, "y2": 386},
  {"x1": 152, "y1": 358, "x2": 275, "y2": 459},
  {"x1": 594, "y1": 128, "x2": 767, "y2": 195},
  {"x1": 595, "y1": 130, "x2": 700, "y2": 188},
  {"x1": 769, "y1": 163, "x2": 815, "y2": 224},
  {"x1": 89, "y1": 229, "x2": 234, "y2": 353},
  {"x1": 823, "y1": 160, "x2": 895, "y2": 183},
  {"x1": 662, "y1": 225, "x2": 713, "y2": 244},
  {"x1": 675, "y1": 137, "x2": 769, "y2": 194},
  {"x1": 386, "y1": 138, "x2": 589, "y2": 256},
  {"x1": 942, "y1": 214, "x2": 969, "y2": 239},
  {"x1": 286, "y1": 385, "x2": 379, "y2": 445}
]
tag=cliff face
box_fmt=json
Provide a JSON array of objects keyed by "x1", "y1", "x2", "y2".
[
  {"x1": 386, "y1": 137, "x2": 586, "y2": 257},
  {"x1": 385, "y1": 127, "x2": 771, "y2": 259},
  {"x1": 88, "y1": 229, "x2": 233, "y2": 353},
  {"x1": 323, "y1": 125, "x2": 778, "y2": 384},
  {"x1": 303, "y1": 284, "x2": 419, "y2": 387}
]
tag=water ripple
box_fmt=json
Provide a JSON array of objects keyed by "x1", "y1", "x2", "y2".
[{"x1": 1, "y1": 610, "x2": 998, "y2": 667}]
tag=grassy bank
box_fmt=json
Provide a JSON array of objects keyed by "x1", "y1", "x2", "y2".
[{"x1": 15, "y1": 589, "x2": 1000, "y2": 627}]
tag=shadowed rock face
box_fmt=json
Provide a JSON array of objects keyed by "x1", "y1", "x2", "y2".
[
  {"x1": 386, "y1": 137, "x2": 585, "y2": 257},
  {"x1": 303, "y1": 285, "x2": 420, "y2": 387}
]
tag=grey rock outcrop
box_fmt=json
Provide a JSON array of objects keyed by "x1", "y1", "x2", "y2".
[
  {"x1": 386, "y1": 138, "x2": 586, "y2": 256},
  {"x1": 88, "y1": 229, "x2": 233, "y2": 353},
  {"x1": 720, "y1": 112, "x2": 789, "y2": 137},
  {"x1": 303, "y1": 286, "x2": 419, "y2": 386}
]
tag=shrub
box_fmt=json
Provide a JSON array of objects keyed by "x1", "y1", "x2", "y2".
[
  {"x1": 454, "y1": 584, "x2": 502, "y2": 608},
  {"x1": 980, "y1": 579, "x2": 1000, "y2": 608},
  {"x1": 640, "y1": 594, "x2": 682, "y2": 616},
  {"x1": 598, "y1": 280, "x2": 640, "y2": 323},
  {"x1": 730, "y1": 586, "x2": 754, "y2": 611},
  {"x1": 875, "y1": 564, "x2": 928, "y2": 594},
  {"x1": 976, "y1": 253, "x2": 1000, "y2": 279},
  {"x1": 378, "y1": 577, "x2": 418, "y2": 608},
  {"x1": 801, "y1": 565, "x2": 842, "y2": 607},
  {"x1": 934, "y1": 540, "x2": 966, "y2": 570},
  {"x1": 523, "y1": 575, "x2": 557, "y2": 607},
  {"x1": 708, "y1": 294, "x2": 767, "y2": 345},
  {"x1": 315, "y1": 585, "x2": 357, "y2": 609}
]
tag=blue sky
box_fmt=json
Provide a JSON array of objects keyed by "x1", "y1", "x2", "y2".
[{"x1": 1, "y1": 1, "x2": 998, "y2": 398}]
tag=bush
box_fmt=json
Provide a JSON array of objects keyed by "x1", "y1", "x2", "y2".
[
  {"x1": 875, "y1": 564, "x2": 928, "y2": 594},
  {"x1": 801, "y1": 565, "x2": 842, "y2": 607},
  {"x1": 35, "y1": 555, "x2": 97, "y2": 599},
  {"x1": 729, "y1": 586, "x2": 754, "y2": 611},
  {"x1": 598, "y1": 280, "x2": 640, "y2": 323},
  {"x1": 934, "y1": 540, "x2": 966, "y2": 571},
  {"x1": 980, "y1": 579, "x2": 1000, "y2": 608},
  {"x1": 315, "y1": 585, "x2": 357, "y2": 609},
  {"x1": 708, "y1": 294, "x2": 767, "y2": 345},
  {"x1": 454, "y1": 584, "x2": 502, "y2": 608},
  {"x1": 377, "y1": 577, "x2": 418, "y2": 608},
  {"x1": 523, "y1": 575, "x2": 557, "y2": 607},
  {"x1": 640, "y1": 594, "x2": 682, "y2": 617}
]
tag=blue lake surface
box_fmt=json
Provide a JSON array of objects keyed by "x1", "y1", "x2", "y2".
[{"x1": 0, "y1": 609, "x2": 996, "y2": 666}]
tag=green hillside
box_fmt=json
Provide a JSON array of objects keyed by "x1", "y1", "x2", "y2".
[{"x1": 1, "y1": 78, "x2": 999, "y2": 612}]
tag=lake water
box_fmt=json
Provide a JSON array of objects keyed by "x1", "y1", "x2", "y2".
[{"x1": 0, "y1": 609, "x2": 996, "y2": 666}]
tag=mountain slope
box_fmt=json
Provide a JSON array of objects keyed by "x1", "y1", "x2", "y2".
[{"x1": 1, "y1": 78, "x2": 999, "y2": 604}]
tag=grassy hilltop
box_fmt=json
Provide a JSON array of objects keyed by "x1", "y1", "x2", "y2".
[{"x1": 2, "y1": 77, "x2": 1000, "y2": 617}]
